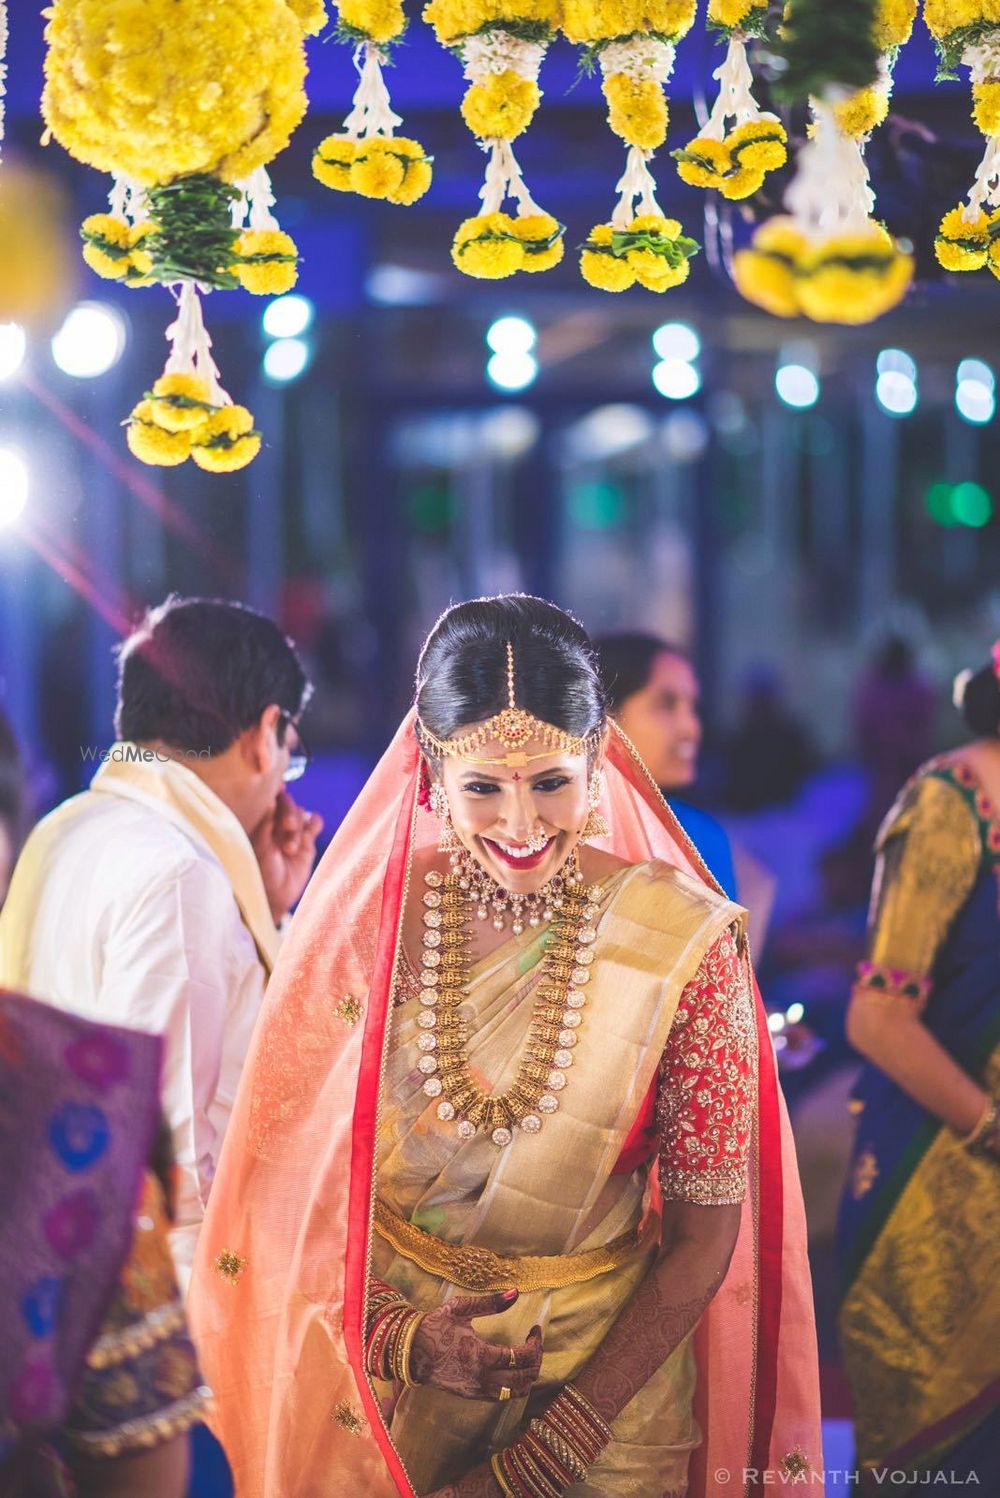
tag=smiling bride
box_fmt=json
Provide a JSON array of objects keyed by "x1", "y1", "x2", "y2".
[{"x1": 188, "y1": 594, "x2": 822, "y2": 1498}]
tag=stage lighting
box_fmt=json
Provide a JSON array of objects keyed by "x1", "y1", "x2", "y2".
[
  {"x1": 652, "y1": 357, "x2": 700, "y2": 401},
  {"x1": 0, "y1": 324, "x2": 27, "y2": 382},
  {"x1": 486, "y1": 316, "x2": 536, "y2": 356},
  {"x1": 951, "y1": 481, "x2": 992, "y2": 527},
  {"x1": 785, "y1": 1002, "x2": 805, "y2": 1024},
  {"x1": 263, "y1": 337, "x2": 310, "y2": 383},
  {"x1": 51, "y1": 302, "x2": 127, "y2": 378},
  {"x1": 957, "y1": 358, "x2": 994, "y2": 391},
  {"x1": 775, "y1": 364, "x2": 820, "y2": 410},
  {"x1": 0, "y1": 448, "x2": 29, "y2": 528},
  {"x1": 262, "y1": 295, "x2": 314, "y2": 340},
  {"x1": 875, "y1": 370, "x2": 917, "y2": 417},
  {"x1": 956, "y1": 379, "x2": 995, "y2": 425},
  {"x1": 652, "y1": 322, "x2": 700, "y2": 362},
  {"x1": 877, "y1": 348, "x2": 917, "y2": 382},
  {"x1": 486, "y1": 350, "x2": 537, "y2": 392}
]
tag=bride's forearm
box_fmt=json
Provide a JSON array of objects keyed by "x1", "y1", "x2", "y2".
[{"x1": 571, "y1": 1201, "x2": 742, "y2": 1424}]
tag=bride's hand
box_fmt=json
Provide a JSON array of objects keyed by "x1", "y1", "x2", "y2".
[{"x1": 410, "y1": 1288, "x2": 543, "y2": 1401}]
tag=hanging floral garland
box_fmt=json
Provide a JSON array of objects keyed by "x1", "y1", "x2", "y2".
[
  {"x1": 313, "y1": 3, "x2": 433, "y2": 206},
  {"x1": 673, "y1": 1, "x2": 787, "y2": 201},
  {"x1": 564, "y1": 1, "x2": 699, "y2": 292},
  {"x1": 0, "y1": 160, "x2": 78, "y2": 329},
  {"x1": 927, "y1": 1, "x2": 1000, "y2": 278},
  {"x1": 734, "y1": 0, "x2": 913, "y2": 324},
  {"x1": 42, "y1": 0, "x2": 311, "y2": 471},
  {"x1": 423, "y1": 1, "x2": 563, "y2": 280}
]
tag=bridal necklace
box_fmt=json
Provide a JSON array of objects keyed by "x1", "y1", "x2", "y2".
[{"x1": 417, "y1": 849, "x2": 601, "y2": 1148}]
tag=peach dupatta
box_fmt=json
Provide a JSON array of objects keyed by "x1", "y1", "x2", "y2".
[{"x1": 187, "y1": 714, "x2": 822, "y2": 1497}]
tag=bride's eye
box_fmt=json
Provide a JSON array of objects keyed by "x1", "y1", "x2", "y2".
[
  {"x1": 534, "y1": 776, "x2": 571, "y2": 793},
  {"x1": 462, "y1": 782, "x2": 501, "y2": 795}
]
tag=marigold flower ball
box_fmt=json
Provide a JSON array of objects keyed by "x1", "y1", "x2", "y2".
[
  {"x1": 922, "y1": 0, "x2": 992, "y2": 39},
  {"x1": 341, "y1": 0, "x2": 406, "y2": 43},
  {"x1": 149, "y1": 373, "x2": 217, "y2": 433},
  {"x1": 424, "y1": 0, "x2": 562, "y2": 45},
  {"x1": 461, "y1": 73, "x2": 541, "y2": 142},
  {"x1": 834, "y1": 87, "x2": 890, "y2": 140},
  {"x1": 603, "y1": 75, "x2": 669, "y2": 151},
  {"x1": 562, "y1": 0, "x2": 697, "y2": 45},
  {"x1": 973, "y1": 82, "x2": 1000, "y2": 138},
  {"x1": 452, "y1": 213, "x2": 525, "y2": 279},
  {"x1": 515, "y1": 214, "x2": 564, "y2": 272},
  {"x1": 126, "y1": 402, "x2": 193, "y2": 467},
  {"x1": 934, "y1": 204, "x2": 992, "y2": 271},
  {"x1": 873, "y1": 0, "x2": 917, "y2": 50},
  {"x1": 708, "y1": 0, "x2": 761, "y2": 27},
  {"x1": 42, "y1": 0, "x2": 308, "y2": 185},
  {"x1": 192, "y1": 406, "x2": 262, "y2": 472},
  {"x1": 233, "y1": 230, "x2": 299, "y2": 295},
  {"x1": 312, "y1": 137, "x2": 357, "y2": 191},
  {"x1": 285, "y1": 0, "x2": 329, "y2": 35}
]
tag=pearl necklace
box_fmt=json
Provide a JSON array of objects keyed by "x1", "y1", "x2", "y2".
[
  {"x1": 449, "y1": 845, "x2": 587, "y2": 935},
  {"x1": 417, "y1": 860, "x2": 600, "y2": 1148}
]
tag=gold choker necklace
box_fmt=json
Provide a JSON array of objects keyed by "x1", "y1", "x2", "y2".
[
  {"x1": 417, "y1": 858, "x2": 600, "y2": 1148},
  {"x1": 448, "y1": 847, "x2": 586, "y2": 935}
]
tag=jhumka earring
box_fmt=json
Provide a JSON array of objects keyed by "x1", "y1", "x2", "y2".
[
  {"x1": 580, "y1": 769, "x2": 610, "y2": 842},
  {"x1": 428, "y1": 781, "x2": 462, "y2": 853}
]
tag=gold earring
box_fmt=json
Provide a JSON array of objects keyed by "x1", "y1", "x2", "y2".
[
  {"x1": 581, "y1": 770, "x2": 610, "y2": 842},
  {"x1": 429, "y1": 782, "x2": 461, "y2": 853}
]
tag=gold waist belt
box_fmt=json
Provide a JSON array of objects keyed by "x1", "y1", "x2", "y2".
[{"x1": 373, "y1": 1199, "x2": 645, "y2": 1294}]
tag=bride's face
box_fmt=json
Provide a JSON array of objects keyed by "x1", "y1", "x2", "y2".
[{"x1": 437, "y1": 731, "x2": 594, "y2": 894}]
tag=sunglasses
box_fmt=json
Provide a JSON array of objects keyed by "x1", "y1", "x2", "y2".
[{"x1": 278, "y1": 711, "x2": 310, "y2": 784}]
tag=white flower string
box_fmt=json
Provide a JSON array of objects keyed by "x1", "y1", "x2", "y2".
[
  {"x1": 702, "y1": 34, "x2": 776, "y2": 141},
  {"x1": 964, "y1": 135, "x2": 1000, "y2": 219},
  {"x1": 785, "y1": 101, "x2": 874, "y2": 238},
  {"x1": 597, "y1": 35, "x2": 675, "y2": 87},
  {"x1": 611, "y1": 145, "x2": 663, "y2": 227},
  {"x1": 478, "y1": 138, "x2": 543, "y2": 218},
  {"x1": 231, "y1": 165, "x2": 280, "y2": 232},
  {"x1": 341, "y1": 44, "x2": 403, "y2": 140},
  {"x1": 163, "y1": 281, "x2": 229, "y2": 406},
  {"x1": 462, "y1": 31, "x2": 546, "y2": 86}
]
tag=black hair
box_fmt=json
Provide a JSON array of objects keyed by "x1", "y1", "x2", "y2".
[
  {"x1": 115, "y1": 595, "x2": 311, "y2": 755},
  {"x1": 592, "y1": 632, "x2": 689, "y2": 715},
  {"x1": 960, "y1": 663, "x2": 1000, "y2": 738},
  {"x1": 416, "y1": 595, "x2": 606, "y2": 743}
]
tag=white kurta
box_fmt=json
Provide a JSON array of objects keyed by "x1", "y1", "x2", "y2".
[{"x1": 0, "y1": 772, "x2": 267, "y2": 1293}]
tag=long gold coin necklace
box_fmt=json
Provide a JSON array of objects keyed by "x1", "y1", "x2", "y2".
[{"x1": 416, "y1": 849, "x2": 600, "y2": 1148}]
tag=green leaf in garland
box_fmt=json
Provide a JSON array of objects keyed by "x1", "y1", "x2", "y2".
[{"x1": 772, "y1": 0, "x2": 879, "y2": 105}]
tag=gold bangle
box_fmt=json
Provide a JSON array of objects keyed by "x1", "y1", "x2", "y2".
[
  {"x1": 962, "y1": 1097, "x2": 999, "y2": 1152},
  {"x1": 398, "y1": 1311, "x2": 424, "y2": 1388},
  {"x1": 491, "y1": 1452, "x2": 518, "y2": 1498}
]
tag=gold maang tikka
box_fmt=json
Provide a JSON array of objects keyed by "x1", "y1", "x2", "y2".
[{"x1": 415, "y1": 642, "x2": 603, "y2": 768}]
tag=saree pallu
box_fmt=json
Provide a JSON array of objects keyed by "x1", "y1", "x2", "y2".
[
  {"x1": 188, "y1": 715, "x2": 823, "y2": 1497},
  {"x1": 838, "y1": 853, "x2": 1000, "y2": 1476}
]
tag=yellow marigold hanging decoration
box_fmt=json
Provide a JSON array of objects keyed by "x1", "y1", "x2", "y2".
[
  {"x1": 312, "y1": 4, "x2": 432, "y2": 205},
  {"x1": 673, "y1": 32, "x2": 786, "y2": 200},
  {"x1": 124, "y1": 283, "x2": 261, "y2": 473},
  {"x1": 707, "y1": 1, "x2": 770, "y2": 38},
  {"x1": 734, "y1": 103, "x2": 912, "y2": 324},
  {"x1": 563, "y1": 1, "x2": 697, "y2": 291},
  {"x1": 425, "y1": 2, "x2": 562, "y2": 276},
  {"x1": 922, "y1": 4, "x2": 1000, "y2": 275}
]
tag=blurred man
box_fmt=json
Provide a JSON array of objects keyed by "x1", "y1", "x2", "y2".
[
  {"x1": 0, "y1": 596, "x2": 322, "y2": 1292},
  {"x1": 595, "y1": 631, "x2": 738, "y2": 899}
]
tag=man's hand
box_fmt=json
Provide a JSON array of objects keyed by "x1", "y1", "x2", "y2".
[
  {"x1": 410, "y1": 1289, "x2": 543, "y2": 1402},
  {"x1": 251, "y1": 790, "x2": 323, "y2": 922}
]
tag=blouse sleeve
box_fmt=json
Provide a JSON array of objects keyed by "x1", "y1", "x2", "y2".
[
  {"x1": 856, "y1": 773, "x2": 981, "y2": 1014},
  {"x1": 656, "y1": 925, "x2": 756, "y2": 1207}
]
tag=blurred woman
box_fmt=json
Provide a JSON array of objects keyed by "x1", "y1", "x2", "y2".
[
  {"x1": 0, "y1": 990, "x2": 210, "y2": 1498},
  {"x1": 838, "y1": 646, "x2": 1000, "y2": 1486}
]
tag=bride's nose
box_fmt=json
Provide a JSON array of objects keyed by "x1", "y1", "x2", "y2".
[{"x1": 495, "y1": 786, "x2": 541, "y2": 843}]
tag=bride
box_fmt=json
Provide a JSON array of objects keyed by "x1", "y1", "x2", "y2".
[{"x1": 189, "y1": 594, "x2": 821, "y2": 1498}]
